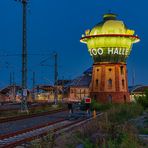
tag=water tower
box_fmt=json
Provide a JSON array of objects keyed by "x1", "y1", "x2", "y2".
[{"x1": 80, "y1": 13, "x2": 140, "y2": 103}]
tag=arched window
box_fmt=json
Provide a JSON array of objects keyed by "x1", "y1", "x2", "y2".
[
  {"x1": 124, "y1": 95, "x2": 126, "y2": 103},
  {"x1": 120, "y1": 66, "x2": 124, "y2": 75},
  {"x1": 96, "y1": 79, "x2": 99, "y2": 87},
  {"x1": 108, "y1": 79, "x2": 112, "y2": 88},
  {"x1": 122, "y1": 79, "x2": 125, "y2": 88},
  {"x1": 108, "y1": 95, "x2": 112, "y2": 103},
  {"x1": 94, "y1": 95, "x2": 97, "y2": 100},
  {"x1": 109, "y1": 68, "x2": 112, "y2": 72}
]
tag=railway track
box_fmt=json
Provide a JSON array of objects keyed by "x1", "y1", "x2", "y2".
[
  {"x1": 0, "y1": 108, "x2": 66, "y2": 124},
  {"x1": 0, "y1": 103, "x2": 43, "y2": 111},
  {"x1": 0, "y1": 113, "x2": 94, "y2": 148}
]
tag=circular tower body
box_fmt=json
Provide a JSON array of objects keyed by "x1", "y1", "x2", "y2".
[{"x1": 80, "y1": 13, "x2": 140, "y2": 103}]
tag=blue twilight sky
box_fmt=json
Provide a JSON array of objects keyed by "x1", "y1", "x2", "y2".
[{"x1": 0, "y1": 0, "x2": 148, "y2": 88}]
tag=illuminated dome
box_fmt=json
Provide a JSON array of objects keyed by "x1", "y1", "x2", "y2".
[{"x1": 80, "y1": 13, "x2": 140, "y2": 63}]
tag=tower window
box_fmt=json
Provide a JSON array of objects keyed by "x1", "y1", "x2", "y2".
[
  {"x1": 96, "y1": 79, "x2": 99, "y2": 87},
  {"x1": 108, "y1": 95, "x2": 112, "y2": 103},
  {"x1": 122, "y1": 79, "x2": 125, "y2": 88},
  {"x1": 109, "y1": 68, "x2": 112, "y2": 72},
  {"x1": 94, "y1": 95, "x2": 97, "y2": 100},
  {"x1": 97, "y1": 69, "x2": 99, "y2": 72},
  {"x1": 108, "y1": 79, "x2": 112, "y2": 88},
  {"x1": 120, "y1": 66, "x2": 124, "y2": 75},
  {"x1": 124, "y1": 95, "x2": 126, "y2": 103}
]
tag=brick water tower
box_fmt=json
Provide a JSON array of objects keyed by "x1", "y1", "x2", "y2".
[{"x1": 80, "y1": 13, "x2": 140, "y2": 103}]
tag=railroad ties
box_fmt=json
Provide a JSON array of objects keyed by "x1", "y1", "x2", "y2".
[
  {"x1": 0, "y1": 119, "x2": 69, "y2": 147},
  {"x1": 0, "y1": 111, "x2": 97, "y2": 147}
]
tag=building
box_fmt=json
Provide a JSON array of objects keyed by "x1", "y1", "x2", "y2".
[
  {"x1": 64, "y1": 72, "x2": 91, "y2": 102},
  {"x1": 129, "y1": 85, "x2": 148, "y2": 101},
  {"x1": 80, "y1": 13, "x2": 140, "y2": 103},
  {"x1": 0, "y1": 85, "x2": 22, "y2": 103},
  {"x1": 34, "y1": 80, "x2": 71, "y2": 102}
]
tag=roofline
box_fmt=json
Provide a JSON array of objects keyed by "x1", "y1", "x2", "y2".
[{"x1": 130, "y1": 85, "x2": 144, "y2": 93}]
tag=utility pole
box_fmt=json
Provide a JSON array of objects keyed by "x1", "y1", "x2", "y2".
[
  {"x1": 54, "y1": 53, "x2": 58, "y2": 105},
  {"x1": 15, "y1": 0, "x2": 28, "y2": 111}
]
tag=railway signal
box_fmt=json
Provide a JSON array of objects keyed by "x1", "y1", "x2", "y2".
[{"x1": 85, "y1": 97, "x2": 91, "y2": 104}]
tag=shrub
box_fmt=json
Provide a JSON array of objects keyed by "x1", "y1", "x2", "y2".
[
  {"x1": 89, "y1": 99, "x2": 112, "y2": 111},
  {"x1": 90, "y1": 99, "x2": 101, "y2": 111},
  {"x1": 106, "y1": 125, "x2": 141, "y2": 148},
  {"x1": 135, "y1": 89, "x2": 148, "y2": 109},
  {"x1": 107, "y1": 103, "x2": 143, "y2": 124}
]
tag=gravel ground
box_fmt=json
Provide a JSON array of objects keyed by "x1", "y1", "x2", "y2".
[{"x1": 0, "y1": 111, "x2": 68, "y2": 135}]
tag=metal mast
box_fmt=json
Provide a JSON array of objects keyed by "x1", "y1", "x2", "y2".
[
  {"x1": 15, "y1": 0, "x2": 28, "y2": 111},
  {"x1": 21, "y1": 0, "x2": 28, "y2": 111}
]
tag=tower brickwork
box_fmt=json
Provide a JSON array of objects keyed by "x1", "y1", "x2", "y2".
[{"x1": 90, "y1": 63, "x2": 130, "y2": 103}]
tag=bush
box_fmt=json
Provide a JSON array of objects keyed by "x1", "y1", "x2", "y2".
[
  {"x1": 90, "y1": 99, "x2": 101, "y2": 111},
  {"x1": 107, "y1": 103, "x2": 143, "y2": 124},
  {"x1": 106, "y1": 124, "x2": 141, "y2": 148},
  {"x1": 89, "y1": 99, "x2": 112, "y2": 111},
  {"x1": 135, "y1": 89, "x2": 148, "y2": 109}
]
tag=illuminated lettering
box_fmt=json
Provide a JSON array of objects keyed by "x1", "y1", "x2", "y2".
[
  {"x1": 89, "y1": 47, "x2": 129, "y2": 56},
  {"x1": 125, "y1": 49, "x2": 129, "y2": 55},
  {"x1": 114, "y1": 48, "x2": 118, "y2": 54},
  {"x1": 90, "y1": 49, "x2": 93, "y2": 56},
  {"x1": 122, "y1": 48, "x2": 125, "y2": 55},
  {"x1": 92, "y1": 48, "x2": 97, "y2": 55},
  {"x1": 98, "y1": 48, "x2": 103, "y2": 55},
  {"x1": 108, "y1": 48, "x2": 114, "y2": 54},
  {"x1": 118, "y1": 48, "x2": 122, "y2": 55}
]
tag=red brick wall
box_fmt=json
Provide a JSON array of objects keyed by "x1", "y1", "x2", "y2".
[
  {"x1": 90, "y1": 92, "x2": 130, "y2": 103},
  {"x1": 90, "y1": 62, "x2": 130, "y2": 103}
]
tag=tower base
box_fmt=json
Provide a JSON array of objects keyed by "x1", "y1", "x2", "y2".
[
  {"x1": 90, "y1": 92, "x2": 130, "y2": 103},
  {"x1": 90, "y1": 62, "x2": 130, "y2": 103}
]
